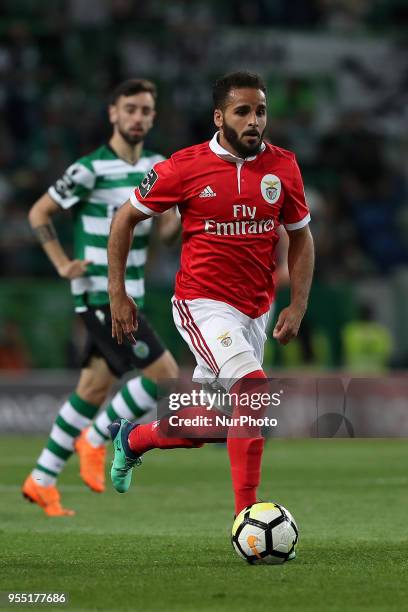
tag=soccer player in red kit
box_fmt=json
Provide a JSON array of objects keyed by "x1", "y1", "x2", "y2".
[{"x1": 107, "y1": 72, "x2": 314, "y2": 515}]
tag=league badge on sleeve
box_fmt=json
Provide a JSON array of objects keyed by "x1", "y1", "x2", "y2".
[
  {"x1": 261, "y1": 174, "x2": 281, "y2": 205},
  {"x1": 139, "y1": 169, "x2": 158, "y2": 198},
  {"x1": 53, "y1": 163, "x2": 82, "y2": 198}
]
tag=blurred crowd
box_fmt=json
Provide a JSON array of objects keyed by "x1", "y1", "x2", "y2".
[
  {"x1": 1, "y1": 0, "x2": 408, "y2": 281},
  {"x1": 1, "y1": 0, "x2": 408, "y2": 369}
]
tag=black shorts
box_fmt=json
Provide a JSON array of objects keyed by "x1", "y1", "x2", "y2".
[{"x1": 79, "y1": 304, "x2": 166, "y2": 377}]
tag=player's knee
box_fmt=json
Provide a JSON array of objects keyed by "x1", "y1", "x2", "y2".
[
  {"x1": 76, "y1": 377, "x2": 111, "y2": 406},
  {"x1": 219, "y1": 351, "x2": 261, "y2": 390},
  {"x1": 164, "y1": 357, "x2": 179, "y2": 379},
  {"x1": 143, "y1": 351, "x2": 179, "y2": 381}
]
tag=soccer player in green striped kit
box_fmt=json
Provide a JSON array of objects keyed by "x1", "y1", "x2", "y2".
[{"x1": 23, "y1": 79, "x2": 179, "y2": 516}]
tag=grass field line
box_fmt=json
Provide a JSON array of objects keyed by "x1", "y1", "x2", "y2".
[
  {"x1": 0, "y1": 484, "x2": 86, "y2": 492},
  {"x1": 371, "y1": 476, "x2": 408, "y2": 485},
  {"x1": 2, "y1": 475, "x2": 408, "y2": 492},
  {"x1": 0, "y1": 483, "x2": 226, "y2": 493},
  {"x1": 0, "y1": 457, "x2": 47, "y2": 466}
]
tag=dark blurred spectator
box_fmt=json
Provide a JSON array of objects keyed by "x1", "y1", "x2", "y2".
[
  {"x1": 68, "y1": 0, "x2": 109, "y2": 26},
  {"x1": 229, "y1": 0, "x2": 323, "y2": 27},
  {"x1": 318, "y1": 110, "x2": 408, "y2": 273},
  {"x1": 0, "y1": 319, "x2": 31, "y2": 370},
  {"x1": 266, "y1": 77, "x2": 319, "y2": 169},
  {"x1": 320, "y1": 0, "x2": 371, "y2": 32}
]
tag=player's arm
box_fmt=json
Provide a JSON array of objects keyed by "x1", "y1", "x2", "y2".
[
  {"x1": 28, "y1": 192, "x2": 91, "y2": 279},
  {"x1": 273, "y1": 156, "x2": 314, "y2": 345},
  {"x1": 273, "y1": 225, "x2": 314, "y2": 345},
  {"x1": 108, "y1": 200, "x2": 150, "y2": 345},
  {"x1": 157, "y1": 208, "x2": 181, "y2": 244},
  {"x1": 108, "y1": 158, "x2": 182, "y2": 344}
]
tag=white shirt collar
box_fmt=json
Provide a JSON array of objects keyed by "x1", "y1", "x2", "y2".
[{"x1": 209, "y1": 131, "x2": 266, "y2": 163}]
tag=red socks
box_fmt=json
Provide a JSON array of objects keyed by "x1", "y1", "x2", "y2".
[
  {"x1": 227, "y1": 370, "x2": 267, "y2": 515},
  {"x1": 228, "y1": 436, "x2": 264, "y2": 515},
  {"x1": 128, "y1": 419, "x2": 203, "y2": 455},
  {"x1": 128, "y1": 407, "x2": 224, "y2": 455}
]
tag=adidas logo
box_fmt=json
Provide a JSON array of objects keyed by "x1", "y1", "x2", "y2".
[{"x1": 199, "y1": 185, "x2": 216, "y2": 198}]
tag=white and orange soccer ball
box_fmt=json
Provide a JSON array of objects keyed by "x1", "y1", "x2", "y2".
[{"x1": 231, "y1": 502, "x2": 299, "y2": 565}]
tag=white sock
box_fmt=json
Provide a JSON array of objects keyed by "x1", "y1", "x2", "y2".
[
  {"x1": 31, "y1": 468, "x2": 56, "y2": 487},
  {"x1": 86, "y1": 376, "x2": 157, "y2": 445}
]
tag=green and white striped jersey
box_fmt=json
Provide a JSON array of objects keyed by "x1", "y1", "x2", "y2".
[{"x1": 48, "y1": 144, "x2": 164, "y2": 313}]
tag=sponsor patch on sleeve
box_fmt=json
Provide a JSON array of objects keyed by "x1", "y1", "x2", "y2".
[{"x1": 139, "y1": 168, "x2": 158, "y2": 198}]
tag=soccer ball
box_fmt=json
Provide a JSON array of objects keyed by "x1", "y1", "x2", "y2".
[{"x1": 231, "y1": 502, "x2": 298, "y2": 565}]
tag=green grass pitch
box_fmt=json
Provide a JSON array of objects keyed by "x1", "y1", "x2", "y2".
[{"x1": 1, "y1": 437, "x2": 408, "y2": 611}]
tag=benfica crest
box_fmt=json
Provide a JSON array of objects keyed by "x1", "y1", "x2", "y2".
[{"x1": 261, "y1": 174, "x2": 281, "y2": 204}]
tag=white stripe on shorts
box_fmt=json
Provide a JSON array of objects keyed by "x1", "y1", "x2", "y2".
[
  {"x1": 181, "y1": 300, "x2": 220, "y2": 374},
  {"x1": 174, "y1": 300, "x2": 219, "y2": 375}
]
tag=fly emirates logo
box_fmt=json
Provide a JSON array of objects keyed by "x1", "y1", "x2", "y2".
[{"x1": 204, "y1": 205, "x2": 275, "y2": 236}]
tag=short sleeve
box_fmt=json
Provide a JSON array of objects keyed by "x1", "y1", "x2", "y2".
[
  {"x1": 281, "y1": 157, "x2": 311, "y2": 231},
  {"x1": 130, "y1": 157, "x2": 182, "y2": 216},
  {"x1": 48, "y1": 162, "x2": 95, "y2": 209}
]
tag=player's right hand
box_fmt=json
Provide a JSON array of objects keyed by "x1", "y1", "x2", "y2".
[
  {"x1": 57, "y1": 259, "x2": 92, "y2": 279},
  {"x1": 110, "y1": 294, "x2": 138, "y2": 345}
]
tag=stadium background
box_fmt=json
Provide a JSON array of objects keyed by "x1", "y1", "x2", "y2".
[
  {"x1": 1, "y1": 0, "x2": 408, "y2": 373},
  {"x1": 1, "y1": 3, "x2": 408, "y2": 611},
  {"x1": 1, "y1": 0, "x2": 408, "y2": 434}
]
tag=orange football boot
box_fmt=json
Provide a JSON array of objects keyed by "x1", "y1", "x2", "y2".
[
  {"x1": 74, "y1": 428, "x2": 106, "y2": 493},
  {"x1": 22, "y1": 475, "x2": 75, "y2": 516}
]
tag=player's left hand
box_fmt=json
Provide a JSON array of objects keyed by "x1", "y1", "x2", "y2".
[{"x1": 273, "y1": 304, "x2": 305, "y2": 345}]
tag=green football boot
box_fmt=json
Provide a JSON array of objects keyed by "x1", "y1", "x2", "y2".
[{"x1": 107, "y1": 419, "x2": 142, "y2": 493}]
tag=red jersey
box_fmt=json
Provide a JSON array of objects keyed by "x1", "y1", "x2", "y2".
[{"x1": 131, "y1": 133, "x2": 310, "y2": 319}]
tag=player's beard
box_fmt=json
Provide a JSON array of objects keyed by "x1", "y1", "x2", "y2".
[
  {"x1": 222, "y1": 120, "x2": 264, "y2": 158},
  {"x1": 118, "y1": 126, "x2": 145, "y2": 146}
]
